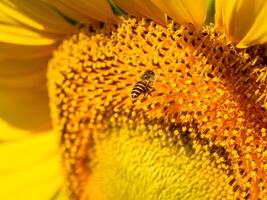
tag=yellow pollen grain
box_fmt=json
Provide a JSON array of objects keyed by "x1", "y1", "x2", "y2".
[{"x1": 48, "y1": 17, "x2": 267, "y2": 199}]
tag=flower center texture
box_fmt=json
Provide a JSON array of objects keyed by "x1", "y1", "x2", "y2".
[{"x1": 48, "y1": 17, "x2": 267, "y2": 200}]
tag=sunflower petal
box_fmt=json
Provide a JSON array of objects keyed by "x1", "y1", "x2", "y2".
[
  {"x1": 215, "y1": 0, "x2": 267, "y2": 48},
  {"x1": 0, "y1": 119, "x2": 30, "y2": 141},
  {"x1": 0, "y1": 130, "x2": 59, "y2": 171},
  {"x1": 0, "y1": 57, "x2": 51, "y2": 131},
  {"x1": 114, "y1": 0, "x2": 167, "y2": 25},
  {"x1": 151, "y1": 0, "x2": 208, "y2": 28},
  {"x1": 0, "y1": 0, "x2": 74, "y2": 34},
  {"x1": 0, "y1": 42, "x2": 58, "y2": 59},
  {"x1": 237, "y1": 2, "x2": 267, "y2": 47},
  {"x1": 0, "y1": 0, "x2": 75, "y2": 130},
  {"x1": 42, "y1": 0, "x2": 88, "y2": 23},
  {"x1": 0, "y1": 8, "x2": 19, "y2": 25},
  {"x1": 0, "y1": 24, "x2": 56, "y2": 45},
  {"x1": 0, "y1": 0, "x2": 78, "y2": 46},
  {"x1": 0, "y1": 56, "x2": 49, "y2": 87},
  {"x1": 51, "y1": 189, "x2": 69, "y2": 200},
  {"x1": 215, "y1": 0, "x2": 223, "y2": 30},
  {"x1": 0, "y1": 130, "x2": 63, "y2": 200},
  {"x1": 45, "y1": 0, "x2": 117, "y2": 23},
  {"x1": 0, "y1": 87, "x2": 51, "y2": 131}
]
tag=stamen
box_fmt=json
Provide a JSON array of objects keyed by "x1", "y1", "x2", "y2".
[{"x1": 48, "y1": 18, "x2": 267, "y2": 199}]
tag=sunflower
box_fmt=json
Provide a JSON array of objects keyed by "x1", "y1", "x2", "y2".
[{"x1": 0, "y1": 0, "x2": 267, "y2": 199}]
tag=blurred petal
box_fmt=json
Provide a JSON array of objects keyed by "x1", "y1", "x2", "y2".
[
  {"x1": 0, "y1": 0, "x2": 74, "y2": 34},
  {"x1": 0, "y1": 56, "x2": 49, "y2": 87},
  {"x1": 52, "y1": 189, "x2": 68, "y2": 200},
  {"x1": 45, "y1": 0, "x2": 117, "y2": 23},
  {"x1": 0, "y1": 0, "x2": 76, "y2": 130},
  {"x1": 152, "y1": 0, "x2": 208, "y2": 28},
  {"x1": 0, "y1": 24, "x2": 56, "y2": 45},
  {"x1": 0, "y1": 129, "x2": 63, "y2": 200},
  {"x1": 0, "y1": 7, "x2": 18, "y2": 24},
  {"x1": 0, "y1": 0, "x2": 80, "y2": 45},
  {"x1": 0, "y1": 129, "x2": 59, "y2": 171},
  {"x1": 42, "y1": 0, "x2": 88, "y2": 23},
  {"x1": 215, "y1": 0, "x2": 267, "y2": 48},
  {"x1": 0, "y1": 42, "x2": 58, "y2": 59},
  {"x1": 215, "y1": 0, "x2": 223, "y2": 29},
  {"x1": 0, "y1": 119, "x2": 29, "y2": 141},
  {"x1": 114, "y1": 0, "x2": 167, "y2": 25},
  {"x1": 0, "y1": 57, "x2": 51, "y2": 131}
]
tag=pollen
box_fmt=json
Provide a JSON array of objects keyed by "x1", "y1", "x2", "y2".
[{"x1": 48, "y1": 17, "x2": 267, "y2": 199}]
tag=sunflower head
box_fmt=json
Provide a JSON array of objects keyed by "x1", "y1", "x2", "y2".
[
  {"x1": 48, "y1": 15, "x2": 267, "y2": 199},
  {"x1": 1, "y1": 1, "x2": 267, "y2": 200}
]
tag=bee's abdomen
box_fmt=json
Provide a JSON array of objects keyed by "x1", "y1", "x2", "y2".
[{"x1": 131, "y1": 81, "x2": 148, "y2": 98}]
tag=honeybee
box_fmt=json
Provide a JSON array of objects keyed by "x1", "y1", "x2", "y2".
[{"x1": 131, "y1": 70, "x2": 155, "y2": 99}]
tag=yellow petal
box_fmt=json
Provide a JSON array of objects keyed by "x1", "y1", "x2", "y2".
[
  {"x1": 0, "y1": 24, "x2": 56, "y2": 45},
  {"x1": 152, "y1": 0, "x2": 208, "y2": 28},
  {"x1": 215, "y1": 0, "x2": 267, "y2": 48},
  {"x1": 114, "y1": 0, "x2": 167, "y2": 25},
  {"x1": 0, "y1": 129, "x2": 63, "y2": 200},
  {"x1": 0, "y1": 0, "x2": 77, "y2": 46},
  {"x1": 0, "y1": 87, "x2": 51, "y2": 131},
  {"x1": 215, "y1": 0, "x2": 223, "y2": 30},
  {"x1": 52, "y1": 190, "x2": 68, "y2": 200},
  {"x1": 0, "y1": 57, "x2": 51, "y2": 131},
  {"x1": 0, "y1": 129, "x2": 59, "y2": 171},
  {"x1": 0, "y1": 42, "x2": 58, "y2": 59},
  {"x1": 43, "y1": 0, "x2": 91, "y2": 23},
  {"x1": 0, "y1": 119, "x2": 29, "y2": 141},
  {"x1": 0, "y1": 0, "x2": 74, "y2": 34},
  {"x1": 0, "y1": 56, "x2": 49, "y2": 87},
  {"x1": 0, "y1": 8, "x2": 19, "y2": 25},
  {"x1": 45, "y1": 0, "x2": 117, "y2": 23}
]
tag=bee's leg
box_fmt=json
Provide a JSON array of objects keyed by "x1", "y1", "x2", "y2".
[
  {"x1": 148, "y1": 86, "x2": 155, "y2": 96},
  {"x1": 142, "y1": 92, "x2": 149, "y2": 99},
  {"x1": 142, "y1": 86, "x2": 155, "y2": 99}
]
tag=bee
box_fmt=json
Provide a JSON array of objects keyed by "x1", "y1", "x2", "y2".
[{"x1": 131, "y1": 70, "x2": 155, "y2": 99}]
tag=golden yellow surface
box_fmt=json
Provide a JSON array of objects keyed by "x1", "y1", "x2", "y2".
[
  {"x1": 1, "y1": 0, "x2": 267, "y2": 200},
  {"x1": 48, "y1": 18, "x2": 267, "y2": 199}
]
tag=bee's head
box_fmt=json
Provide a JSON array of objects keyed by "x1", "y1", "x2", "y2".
[{"x1": 141, "y1": 70, "x2": 155, "y2": 80}]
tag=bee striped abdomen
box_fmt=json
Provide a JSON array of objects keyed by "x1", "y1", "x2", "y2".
[
  {"x1": 131, "y1": 81, "x2": 149, "y2": 98},
  {"x1": 131, "y1": 70, "x2": 155, "y2": 99}
]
